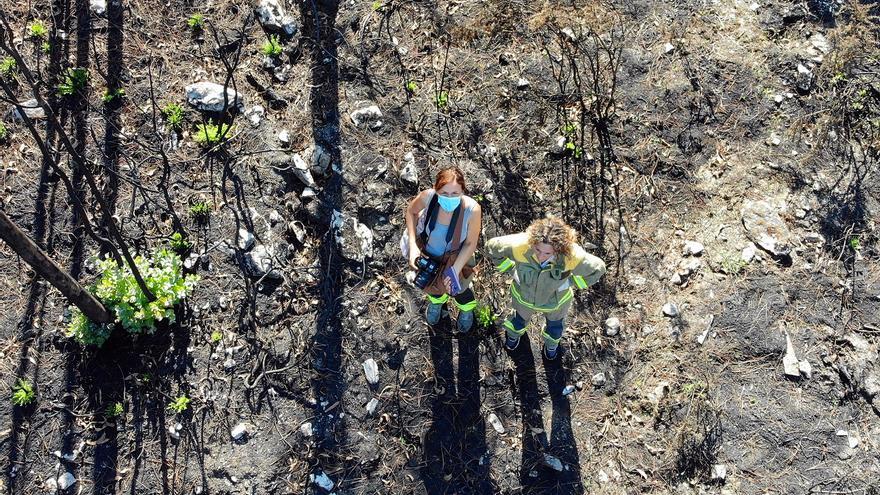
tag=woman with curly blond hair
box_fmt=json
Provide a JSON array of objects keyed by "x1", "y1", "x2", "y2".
[{"x1": 485, "y1": 216, "x2": 605, "y2": 359}]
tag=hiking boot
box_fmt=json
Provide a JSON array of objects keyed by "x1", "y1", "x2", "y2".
[
  {"x1": 504, "y1": 334, "x2": 521, "y2": 351},
  {"x1": 426, "y1": 302, "x2": 443, "y2": 325},
  {"x1": 543, "y1": 345, "x2": 561, "y2": 361},
  {"x1": 457, "y1": 310, "x2": 474, "y2": 333}
]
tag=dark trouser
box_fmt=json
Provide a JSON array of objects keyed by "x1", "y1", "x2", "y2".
[{"x1": 426, "y1": 288, "x2": 477, "y2": 311}]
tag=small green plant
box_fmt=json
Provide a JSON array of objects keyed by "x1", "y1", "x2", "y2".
[
  {"x1": 0, "y1": 57, "x2": 16, "y2": 77},
  {"x1": 830, "y1": 71, "x2": 847, "y2": 86},
  {"x1": 187, "y1": 13, "x2": 204, "y2": 31},
  {"x1": 193, "y1": 122, "x2": 233, "y2": 147},
  {"x1": 169, "y1": 232, "x2": 192, "y2": 252},
  {"x1": 261, "y1": 35, "x2": 283, "y2": 57},
  {"x1": 11, "y1": 379, "x2": 35, "y2": 407},
  {"x1": 372, "y1": 1, "x2": 383, "y2": 11},
  {"x1": 210, "y1": 331, "x2": 222, "y2": 343},
  {"x1": 849, "y1": 236, "x2": 861, "y2": 251},
  {"x1": 67, "y1": 248, "x2": 199, "y2": 346},
  {"x1": 189, "y1": 200, "x2": 211, "y2": 222},
  {"x1": 720, "y1": 252, "x2": 747, "y2": 276},
  {"x1": 0, "y1": 122, "x2": 8, "y2": 142},
  {"x1": 40, "y1": 41, "x2": 51, "y2": 54},
  {"x1": 168, "y1": 395, "x2": 190, "y2": 413},
  {"x1": 561, "y1": 122, "x2": 578, "y2": 136},
  {"x1": 162, "y1": 103, "x2": 184, "y2": 131},
  {"x1": 28, "y1": 20, "x2": 48, "y2": 39},
  {"x1": 57, "y1": 67, "x2": 89, "y2": 96},
  {"x1": 405, "y1": 81, "x2": 418, "y2": 93},
  {"x1": 565, "y1": 140, "x2": 584, "y2": 158},
  {"x1": 105, "y1": 402, "x2": 123, "y2": 418},
  {"x1": 435, "y1": 90, "x2": 449, "y2": 109},
  {"x1": 102, "y1": 87, "x2": 126, "y2": 103},
  {"x1": 474, "y1": 303, "x2": 494, "y2": 328}
]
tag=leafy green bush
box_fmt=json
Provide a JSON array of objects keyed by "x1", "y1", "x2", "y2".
[
  {"x1": 57, "y1": 68, "x2": 89, "y2": 96},
  {"x1": 261, "y1": 35, "x2": 283, "y2": 57},
  {"x1": 475, "y1": 303, "x2": 495, "y2": 328},
  {"x1": 187, "y1": 13, "x2": 204, "y2": 31},
  {"x1": 162, "y1": 103, "x2": 184, "y2": 131},
  {"x1": 169, "y1": 232, "x2": 191, "y2": 252},
  {"x1": 102, "y1": 87, "x2": 126, "y2": 103},
  {"x1": 0, "y1": 122, "x2": 8, "y2": 142},
  {"x1": 67, "y1": 249, "x2": 199, "y2": 346},
  {"x1": 105, "y1": 402, "x2": 123, "y2": 418},
  {"x1": 28, "y1": 20, "x2": 48, "y2": 39},
  {"x1": 189, "y1": 200, "x2": 211, "y2": 221},
  {"x1": 0, "y1": 57, "x2": 16, "y2": 77},
  {"x1": 168, "y1": 395, "x2": 190, "y2": 413},
  {"x1": 40, "y1": 41, "x2": 51, "y2": 54},
  {"x1": 12, "y1": 379, "x2": 35, "y2": 406},
  {"x1": 193, "y1": 122, "x2": 232, "y2": 147},
  {"x1": 405, "y1": 81, "x2": 417, "y2": 93},
  {"x1": 435, "y1": 90, "x2": 449, "y2": 109}
]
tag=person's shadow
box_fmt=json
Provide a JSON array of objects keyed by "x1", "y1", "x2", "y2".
[
  {"x1": 511, "y1": 340, "x2": 584, "y2": 494},
  {"x1": 421, "y1": 319, "x2": 498, "y2": 493}
]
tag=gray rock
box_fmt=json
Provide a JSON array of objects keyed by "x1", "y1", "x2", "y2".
[
  {"x1": 400, "y1": 151, "x2": 418, "y2": 185},
  {"x1": 796, "y1": 63, "x2": 813, "y2": 92},
  {"x1": 332, "y1": 211, "x2": 374, "y2": 261},
  {"x1": 278, "y1": 130, "x2": 290, "y2": 145},
  {"x1": 516, "y1": 77, "x2": 530, "y2": 89},
  {"x1": 365, "y1": 398, "x2": 379, "y2": 415},
  {"x1": 299, "y1": 422, "x2": 313, "y2": 437},
  {"x1": 783, "y1": 331, "x2": 800, "y2": 378},
  {"x1": 11, "y1": 98, "x2": 46, "y2": 121},
  {"x1": 682, "y1": 240, "x2": 704, "y2": 256},
  {"x1": 89, "y1": 0, "x2": 106, "y2": 15},
  {"x1": 185, "y1": 81, "x2": 243, "y2": 113},
  {"x1": 591, "y1": 372, "x2": 606, "y2": 387},
  {"x1": 799, "y1": 360, "x2": 812, "y2": 379},
  {"x1": 350, "y1": 104, "x2": 383, "y2": 129},
  {"x1": 245, "y1": 104, "x2": 265, "y2": 127},
  {"x1": 292, "y1": 153, "x2": 316, "y2": 187},
  {"x1": 310, "y1": 144, "x2": 332, "y2": 175},
  {"x1": 57, "y1": 472, "x2": 77, "y2": 490},
  {"x1": 741, "y1": 243, "x2": 757, "y2": 262},
  {"x1": 550, "y1": 135, "x2": 567, "y2": 154},
  {"x1": 543, "y1": 453, "x2": 564, "y2": 471},
  {"x1": 488, "y1": 413, "x2": 505, "y2": 434},
  {"x1": 237, "y1": 228, "x2": 255, "y2": 250},
  {"x1": 741, "y1": 199, "x2": 792, "y2": 259},
  {"x1": 662, "y1": 302, "x2": 679, "y2": 317},
  {"x1": 231, "y1": 423, "x2": 249, "y2": 440},
  {"x1": 710, "y1": 464, "x2": 727, "y2": 481},
  {"x1": 363, "y1": 358, "x2": 379, "y2": 385},
  {"x1": 242, "y1": 244, "x2": 282, "y2": 279},
  {"x1": 255, "y1": 0, "x2": 298, "y2": 35},
  {"x1": 310, "y1": 472, "x2": 334, "y2": 491},
  {"x1": 604, "y1": 317, "x2": 621, "y2": 336}
]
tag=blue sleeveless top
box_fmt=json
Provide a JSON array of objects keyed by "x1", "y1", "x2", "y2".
[{"x1": 421, "y1": 189, "x2": 474, "y2": 258}]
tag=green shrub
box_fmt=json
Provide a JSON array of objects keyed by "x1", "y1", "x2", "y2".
[
  {"x1": 168, "y1": 395, "x2": 190, "y2": 413},
  {"x1": 193, "y1": 122, "x2": 232, "y2": 147},
  {"x1": 210, "y1": 330, "x2": 222, "y2": 343},
  {"x1": 28, "y1": 20, "x2": 48, "y2": 39},
  {"x1": 474, "y1": 303, "x2": 494, "y2": 328},
  {"x1": 0, "y1": 57, "x2": 16, "y2": 77},
  {"x1": 40, "y1": 41, "x2": 51, "y2": 54},
  {"x1": 101, "y1": 87, "x2": 126, "y2": 103},
  {"x1": 169, "y1": 232, "x2": 192, "y2": 252},
  {"x1": 435, "y1": 90, "x2": 449, "y2": 109},
  {"x1": 261, "y1": 35, "x2": 283, "y2": 57},
  {"x1": 0, "y1": 122, "x2": 7, "y2": 142},
  {"x1": 187, "y1": 13, "x2": 204, "y2": 31},
  {"x1": 105, "y1": 402, "x2": 123, "y2": 418},
  {"x1": 189, "y1": 200, "x2": 211, "y2": 221},
  {"x1": 12, "y1": 379, "x2": 35, "y2": 407},
  {"x1": 57, "y1": 68, "x2": 89, "y2": 96},
  {"x1": 405, "y1": 81, "x2": 417, "y2": 93},
  {"x1": 67, "y1": 249, "x2": 199, "y2": 346},
  {"x1": 162, "y1": 103, "x2": 184, "y2": 131}
]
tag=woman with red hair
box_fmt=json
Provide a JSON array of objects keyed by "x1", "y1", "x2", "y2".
[{"x1": 402, "y1": 166, "x2": 482, "y2": 332}]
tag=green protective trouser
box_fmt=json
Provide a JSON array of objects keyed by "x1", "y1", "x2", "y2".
[{"x1": 503, "y1": 296, "x2": 572, "y2": 353}]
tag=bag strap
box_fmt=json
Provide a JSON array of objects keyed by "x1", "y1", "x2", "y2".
[{"x1": 418, "y1": 193, "x2": 440, "y2": 246}]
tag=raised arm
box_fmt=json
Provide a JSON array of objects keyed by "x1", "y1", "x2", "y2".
[{"x1": 404, "y1": 189, "x2": 431, "y2": 269}]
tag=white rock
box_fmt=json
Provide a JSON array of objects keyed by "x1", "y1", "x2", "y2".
[
  {"x1": 400, "y1": 151, "x2": 419, "y2": 184},
  {"x1": 810, "y1": 33, "x2": 831, "y2": 53},
  {"x1": 799, "y1": 360, "x2": 812, "y2": 379},
  {"x1": 550, "y1": 135, "x2": 567, "y2": 154},
  {"x1": 363, "y1": 358, "x2": 379, "y2": 385},
  {"x1": 278, "y1": 130, "x2": 290, "y2": 145},
  {"x1": 354, "y1": 221, "x2": 374, "y2": 259},
  {"x1": 231, "y1": 423, "x2": 249, "y2": 440},
  {"x1": 663, "y1": 42, "x2": 675, "y2": 54},
  {"x1": 242, "y1": 244, "x2": 282, "y2": 280},
  {"x1": 89, "y1": 0, "x2": 106, "y2": 15},
  {"x1": 44, "y1": 477, "x2": 58, "y2": 490},
  {"x1": 350, "y1": 105, "x2": 383, "y2": 129},
  {"x1": 741, "y1": 243, "x2": 757, "y2": 262},
  {"x1": 311, "y1": 144, "x2": 332, "y2": 175},
  {"x1": 670, "y1": 273, "x2": 683, "y2": 286},
  {"x1": 604, "y1": 317, "x2": 621, "y2": 336},
  {"x1": 57, "y1": 472, "x2": 77, "y2": 490},
  {"x1": 647, "y1": 381, "x2": 670, "y2": 405},
  {"x1": 782, "y1": 331, "x2": 800, "y2": 378},
  {"x1": 710, "y1": 464, "x2": 727, "y2": 481},
  {"x1": 487, "y1": 413, "x2": 505, "y2": 434},
  {"x1": 682, "y1": 240, "x2": 704, "y2": 256},
  {"x1": 561, "y1": 27, "x2": 577, "y2": 41},
  {"x1": 597, "y1": 469, "x2": 610, "y2": 483},
  {"x1": 591, "y1": 372, "x2": 606, "y2": 387},
  {"x1": 803, "y1": 232, "x2": 825, "y2": 244},
  {"x1": 741, "y1": 199, "x2": 792, "y2": 258},
  {"x1": 562, "y1": 385, "x2": 576, "y2": 396},
  {"x1": 237, "y1": 228, "x2": 255, "y2": 250},
  {"x1": 255, "y1": 0, "x2": 298, "y2": 35},
  {"x1": 292, "y1": 153, "x2": 316, "y2": 188},
  {"x1": 365, "y1": 398, "x2": 379, "y2": 415},
  {"x1": 774, "y1": 94, "x2": 784, "y2": 103},
  {"x1": 299, "y1": 422, "x2": 313, "y2": 437},
  {"x1": 310, "y1": 471, "x2": 334, "y2": 491},
  {"x1": 168, "y1": 424, "x2": 180, "y2": 440},
  {"x1": 185, "y1": 82, "x2": 243, "y2": 113},
  {"x1": 662, "y1": 302, "x2": 679, "y2": 317},
  {"x1": 543, "y1": 453, "x2": 563, "y2": 471},
  {"x1": 245, "y1": 104, "x2": 265, "y2": 127},
  {"x1": 11, "y1": 98, "x2": 46, "y2": 121},
  {"x1": 516, "y1": 77, "x2": 530, "y2": 89}
]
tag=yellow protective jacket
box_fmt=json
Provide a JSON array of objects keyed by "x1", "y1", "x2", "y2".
[{"x1": 485, "y1": 233, "x2": 606, "y2": 312}]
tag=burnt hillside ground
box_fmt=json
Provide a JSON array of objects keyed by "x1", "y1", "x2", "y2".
[{"x1": 0, "y1": 0, "x2": 879, "y2": 494}]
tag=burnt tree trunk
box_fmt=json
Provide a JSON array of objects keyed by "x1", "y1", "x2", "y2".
[{"x1": 0, "y1": 209, "x2": 113, "y2": 323}]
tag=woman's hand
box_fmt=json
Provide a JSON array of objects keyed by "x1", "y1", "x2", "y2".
[{"x1": 444, "y1": 264, "x2": 462, "y2": 294}]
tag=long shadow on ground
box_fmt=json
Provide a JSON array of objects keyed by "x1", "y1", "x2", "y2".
[{"x1": 421, "y1": 319, "x2": 498, "y2": 493}]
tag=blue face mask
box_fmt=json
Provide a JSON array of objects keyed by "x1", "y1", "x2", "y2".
[{"x1": 437, "y1": 195, "x2": 461, "y2": 212}]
